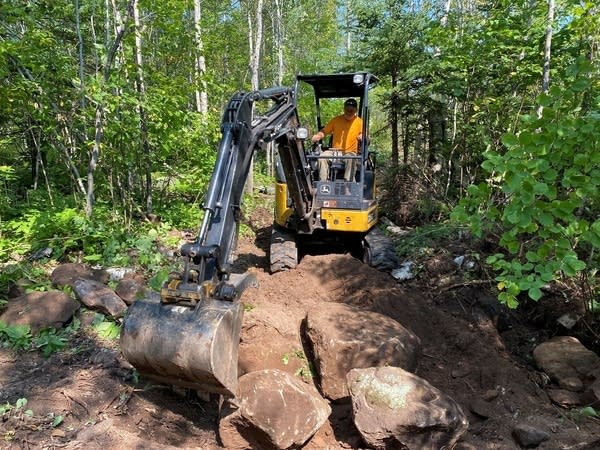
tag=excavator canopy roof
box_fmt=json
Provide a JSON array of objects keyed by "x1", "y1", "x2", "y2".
[{"x1": 296, "y1": 72, "x2": 378, "y2": 99}]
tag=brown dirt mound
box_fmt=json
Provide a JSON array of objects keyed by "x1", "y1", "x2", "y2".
[{"x1": 1, "y1": 230, "x2": 599, "y2": 449}]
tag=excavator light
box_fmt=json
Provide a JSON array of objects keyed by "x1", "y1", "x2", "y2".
[
  {"x1": 296, "y1": 127, "x2": 308, "y2": 139},
  {"x1": 353, "y1": 74, "x2": 364, "y2": 84}
]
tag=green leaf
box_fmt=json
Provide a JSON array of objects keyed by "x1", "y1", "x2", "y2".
[
  {"x1": 578, "y1": 406, "x2": 598, "y2": 418},
  {"x1": 499, "y1": 292, "x2": 519, "y2": 309},
  {"x1": 525, "y1": 251, "x2": 540, "y2": 263},
  {"x1": 52, "y1": 414, "x2": 64, "y2": 427},
  {"x1": 528, "y1": 287, "x2": 543, "y2": 301},
  {"x1": 149, "y1": 269, "x2": 170, "y2": 292},
  {"x1": 536, "y1": 93, "x2": 552, "y2": 107},
  {"x1": 501, "y1": 133, "x2": 518, "y2": 147},
  {"x1": 562, "y1": 255, "x2": 586, "y2": 277}
]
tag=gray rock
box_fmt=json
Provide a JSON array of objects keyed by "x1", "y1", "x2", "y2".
[
  {"x1": 0, "y1": 291, "x2": 79, "y2": 332},
  {"x1": 347, "y1": 366, "x2": 468, "y2": 450},
  {"x1": 468, "y1": 397, "x2": 496, "y2": 419},
  {"x1": 115, "y1": 278, "x2": 149, "y2": 305},
  {"x1": 533, "y1": 336, "x2": 600, "y2": 392},
  {"x1": 580, "y1": 379, "x2": 600, "y2": 406},
  {"x1": 547, "y1": 388, "x2": 582, "y2": 407},
  {"x1": 51, "y1": 263, "x2": 109, "y2": 288},
  {"x1": 105, "y1": 267, "x2": 136, "y2": 281},
  {"x1": 512, "y1": 424, "x2": 550, "y2": 448},
  {"x1": 219, "y1": 369, "x2": 331, "y2": 449},
  {"x1": 305, "y1": 302, "x2": 421, "y2": 400},
  {"x1": 72, "y1": 279, "x2": 127, "y2": 318}
]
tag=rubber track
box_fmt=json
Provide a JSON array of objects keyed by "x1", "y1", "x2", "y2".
[
  {"x1": 269, "y1": 228, "x2": 298, "y2": 273},
  {"x1": 364, "y1": 227, "x2": 399, "y2": 272}
]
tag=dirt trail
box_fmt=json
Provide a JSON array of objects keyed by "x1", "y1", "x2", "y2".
[{"x1": 1, "y1": 226, "x2": 599, "y2": 449}]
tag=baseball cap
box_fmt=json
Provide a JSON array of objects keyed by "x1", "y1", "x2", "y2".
[{"x1": 344, "y1": 98, "x2": 358, "y2": 108}]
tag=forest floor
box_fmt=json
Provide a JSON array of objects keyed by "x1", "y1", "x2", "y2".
[{"x1": 1, "y1": 202, "x2": 600, "y2": 449}]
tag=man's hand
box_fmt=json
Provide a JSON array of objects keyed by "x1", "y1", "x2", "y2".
[{"x1": 311, "y1": 131, "x2": 323, "y2": 143}]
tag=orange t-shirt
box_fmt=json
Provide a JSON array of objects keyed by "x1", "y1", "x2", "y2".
[{"x1": 322, "y1": 114, "x2": 363, "y2": 153}]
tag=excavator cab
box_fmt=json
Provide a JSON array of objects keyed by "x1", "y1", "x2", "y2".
[{"x1": 271, "y1": 73, "x2": 384, "y2": 272}]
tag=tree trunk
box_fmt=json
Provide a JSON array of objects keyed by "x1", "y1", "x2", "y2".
[
  {"x1": 273, "y1": 0, "x2": 284, "y2": 86},
  {"x1": 390, "y1": 73, "x2": 400, "y2": 167},
  {"x1": 193, "y1": 0, "x2": 208, "y2": 114},
  {"x1": 441, "y1": 0, "x2": 452, "y2": 27},
  {"x1": 86, "y1": 0, "x2": 134, "y2": 218},
  {"x1": 249, "y1": 0, "x2": 263, "y2": 91},
  {"x1": 133, "y1": 0, "x2": 152, "y2": 215},
  {"x1": 536, "y1": 0, "x2": 554, "y2": 119},
  {"x1": 344, "y1": 0, "x2": 351, "y2": 54},
  {"x1": 245, "y1": 0, "x2": 264, "y2": 194},
  {"x1": 75, "y1": 0, "x2": 86, "y2": 108}
]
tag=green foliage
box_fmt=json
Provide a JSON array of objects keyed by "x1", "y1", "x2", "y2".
[
  {"x1": 0, "y1": 322, "x2": 32, "y2": 350},
  {"x1": 453, "y1": 60, "x2": 600, "y2": 308},
  {"x1": 149, "y1": 269, "x2": 170, "y2": 292},
  {"x1": 0, "y1": 165, "x2": 17, "y2": 219},
  {"x1": 569, "y1": 406, "x2": 599, "y2": 422},
  {"x1": 394, "y1": 222, "x2": 464, "y2": 260},
  {"x1": 32, "y1": 319, "x2": 81, "y2": 357},
  {"x1": 282, "y1": 349, "x2": 314, "y2": 381},
  {"x1": 0, "y1": 317, "x2": 80, "y2": 356},
  {"x1": 91, "y1": 313, "x2": 120, "y2": 340},
  {"x1": 50, "y1": 413, "x2": 64, "y2": 427},
  {"x1": 0, "y1": 263, "x2": 51, "y2": 296},
  {"x1": 33, "y1": 329, "x2": 68, "y2": 357},
  {"x1": 0, "y1": 398, "x2": 33, "y2": 418}
]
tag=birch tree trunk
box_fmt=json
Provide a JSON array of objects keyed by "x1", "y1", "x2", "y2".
[
  {"x1": 344, "y1": 0, "x2": 351, "y2": 54},
  {"x1": 193, "y1": 0, "x2": 208, "y2": 113},
  {"x1": 441, "y1": 0, "x2": 452, "y2": 27},
  {"x1": 536, "y1": 0, "x2": 554, "y2": 119},
  {"x1": 246, "y1": 0, "x2": 264, "y2": 193},
  {"x1": 273, "y1": 0, "x2": 284, "y2": 85},
  {"x1": 133, "y1": 0, "x2": 153, "y2": 214},
  {"x1": 249, "y1": 0, "x2": 264, "y2": 91},
  {"x1": 75, "y1": 0, "x2": 85, "y2": 108}
]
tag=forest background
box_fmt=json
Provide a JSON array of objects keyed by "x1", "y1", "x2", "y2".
[{"x1": 0, "y1": 0, "x2": 599, "y2": 319}]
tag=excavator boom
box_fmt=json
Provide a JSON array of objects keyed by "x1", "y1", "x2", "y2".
[{"x1": 120, "y1": 87, "x2": 314, "y2": 396}]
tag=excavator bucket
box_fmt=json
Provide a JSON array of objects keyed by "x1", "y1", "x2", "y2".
[{"x1": 120, "y1": 292, "x2": 244, "y2": 396}]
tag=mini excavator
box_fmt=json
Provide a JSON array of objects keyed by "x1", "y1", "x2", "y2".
[{"x1": 120, "y1": 72, "x2": 397, "y2": 396}]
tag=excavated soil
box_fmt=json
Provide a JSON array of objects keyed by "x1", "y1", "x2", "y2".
[{"x1": 1, "y1": 208, "x2": 600, "y2": 449}]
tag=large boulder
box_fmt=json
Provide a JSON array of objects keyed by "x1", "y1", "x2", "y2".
[
  {"x1": 72, "y1": 279, "x2": 127, "y2": 318},
  {"x1": 51, "y1": 263, "x2": 109, "y2": 288},
  {"x1": 533, "y1": 336, "x2": 600, "y2": 392},
  {"x1": 0, "y1": 291, "x2": 79, "y2": 332},
  {"x1": 305, "y1": 302, "x2": 421, "y2": 400},
  {"x1": 347, "y1": 366, "x2": 468, "y2": 450},
  {"x1": 219, "y1": 369, "x2": 331, "y2": 449}
]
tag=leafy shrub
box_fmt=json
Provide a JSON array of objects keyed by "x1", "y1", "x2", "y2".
[
  {"x1": 0, "y1": 322, "x2": 32, "y2": 350},
  {"x1": 453, "y1": 59, "x2": 600, "y2": 308},
  {"x1": 0, "y1": 318, "x2": 80, "y2": 356}
]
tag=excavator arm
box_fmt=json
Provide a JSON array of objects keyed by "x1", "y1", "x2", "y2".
[
  {"x1": 165, "y1": 87, "x2": 306, "y2": 301},
  {"x1": 120, "y1": 87, "x2": 313, "y2": 396}
]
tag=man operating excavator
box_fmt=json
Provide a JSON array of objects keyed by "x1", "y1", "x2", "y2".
[{"x1": 311, "y1": 98, "x2": 363, "y2": 182}]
